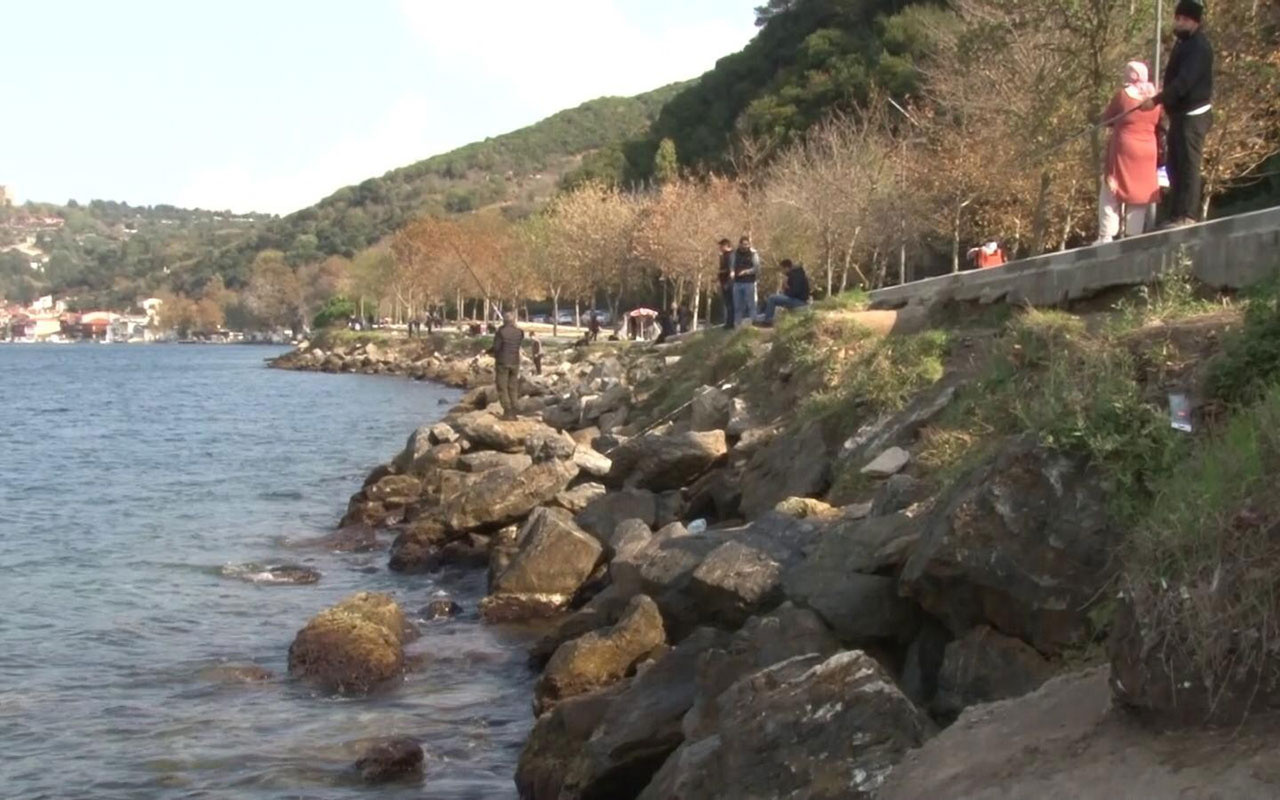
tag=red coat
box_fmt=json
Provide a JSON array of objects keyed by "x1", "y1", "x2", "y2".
[{"x1": 1104, "y1": 90, "x2": 1162, "y2": 205}]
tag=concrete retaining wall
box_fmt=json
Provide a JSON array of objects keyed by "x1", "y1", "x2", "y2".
[{"x1": 868, "y1": 206, "x2": 1280, "y2": 310}]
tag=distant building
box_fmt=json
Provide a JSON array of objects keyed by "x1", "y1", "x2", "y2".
[{"x1": 0, "y1": 185, "x2": 12, "y2": 206}]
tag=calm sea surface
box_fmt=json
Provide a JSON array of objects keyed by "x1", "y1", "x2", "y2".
[{"x1": 0, "y1": 344, "x2": 537, "y2": 800}]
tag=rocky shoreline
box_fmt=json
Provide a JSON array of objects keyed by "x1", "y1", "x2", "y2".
[{"x1": 271, "y1": 323, "x2": 1280, "y2": 797}]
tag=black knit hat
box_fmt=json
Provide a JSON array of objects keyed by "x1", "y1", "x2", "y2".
[{"x1": 1174, "y1": 0, "x2": 1203, "y2": 21}]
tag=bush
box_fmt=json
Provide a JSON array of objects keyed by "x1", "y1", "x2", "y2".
[
  {"x1": 1123, "y1": 384, "x2": 1280, "y2": 705},
  {"x1": 1206, "y1": 281, "x2": 1280, "y2": 407},
  {"x1": 313, "y1": 295, "x2": 357, "y2": 329}
]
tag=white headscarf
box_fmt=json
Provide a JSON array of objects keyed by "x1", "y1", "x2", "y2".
[{"x1": 1123, "y1": 61, "x2": 1157, "y2": 101}]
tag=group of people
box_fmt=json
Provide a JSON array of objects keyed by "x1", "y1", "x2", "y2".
[
  {"x1": 406, "y1": 313, "x2": 443, "y2": 337},
  {"x1": 1097, "y1": 1, "x2": 1213, "y2": 242},
  {"x1": 717, "y1": 235, "x2": 812, "y2": 329}
]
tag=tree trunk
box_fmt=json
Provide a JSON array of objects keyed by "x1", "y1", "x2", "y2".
[
  {"x1": 1059, "y1": 177, "x2": 1079, "y2": 251},
  {"x1": 951, "y1": 199, "x2": 963, "y2": 273},
  {"x1": 899, "y1": 243, "x2": 907, "y2": 286},
  {"x1": 551, "y1": 290, "x2": 560, "y2": 338},
  {"x1": 1031, "y1": 171, "x2": 1052, "y2": 255},
  {"x1": 691, "y1": 280, "x2": 701, "y2": 332}
]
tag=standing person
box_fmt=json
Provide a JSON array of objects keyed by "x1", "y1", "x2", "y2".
[
  {"x1": 1096, "y1": 61, "x2": 1162, "y2": 243},
  {"x1": 758, "y1": 260, "x2": 811, "y2": 325},
  {"x1": 587, "y1": 311, "x2": 600, "y2": 343},
  {"x1": 677, "y1": 305, "x2": 692, "y2": 334},
  {"x1": 491, "y1": 311, "x2": 524, "y2": 420},
  {"x1": 529, "y1": 330, "x2": 543, "y2": 376},
  {"x1": 655, "y1": 305, "x2": 678, "y2": 345},
  {"x1": 717, "y1": 238, "x2": 735, "y2": 329},
  {"x1": 730, "y1": 235, "x2": 760, "y2": 329},
  {"x1": 1143, "y1": 1, "x2": 1213, "y2": 226}
]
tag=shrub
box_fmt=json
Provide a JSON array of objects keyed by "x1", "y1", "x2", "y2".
[
  {"x1": 1206, "y1": 281, "x2": 1280, "y2": 407},
  {"x1": 313, "y1": 295, "x2": 357, "y2": 329}
]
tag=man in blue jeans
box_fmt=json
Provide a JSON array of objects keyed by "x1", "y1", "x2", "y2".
[
  {"x1": 730, "y1": 235, "x2": 759, "y2": 328},
  {"x1": 759, "y1": 260, "x2": 810, "y2": 325}
]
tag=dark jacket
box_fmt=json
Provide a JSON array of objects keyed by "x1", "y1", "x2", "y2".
[
  {"x1": 732, "y1": 247, "x2": 760, "y2": 283},
  {"x1": 1158, "y1": 29, "x2": 1213, "y2": 114},
  {"x1": 718, "y1": 251, "x2": 734, "y2": 287},
  {"x1": 784, "y1": 266, "x2": 811, "y2": 302},
  {"x1": 492, "y1": 323, "x2": 524, "y2": 366}
]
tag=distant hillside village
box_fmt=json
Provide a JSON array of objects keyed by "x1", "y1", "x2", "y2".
[{"x1": 0, "y1": 295, "x2": 289, "y2": 344}]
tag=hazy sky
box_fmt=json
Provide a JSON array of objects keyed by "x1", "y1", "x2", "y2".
[{"x1": 3, "y1": 0, "x2": 759, "y2": 215}]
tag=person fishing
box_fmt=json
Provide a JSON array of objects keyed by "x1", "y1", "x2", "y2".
[{"x1": 1096, "y1": 61, "x2": 1162, "y2": 243}]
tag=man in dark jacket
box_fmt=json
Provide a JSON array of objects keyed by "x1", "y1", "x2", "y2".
[
  {"x1": 759, "y1": 260, "x2": 811, "y2": 325},
  {"x1": 1145, "y1": 1, "x2": 1213, "y2": 226},
  {"x1": 491, "y1": 311, "x2": 524, "y2": 420},
  {"x1": 717, "y1": 238, "x2": 735, "y2": 329},
  {"x1": 730, "y1": 235, "x2": 760, "y2": 328}
]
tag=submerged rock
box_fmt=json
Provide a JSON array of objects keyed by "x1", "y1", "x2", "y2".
[
  {"x1": 353, "y1": 736, "x2": 424, "y2": 783},
  {"x1": 198, "y1": 663, "x2": 275, "y2": 685},
  {"x1": 419, "y1": 597, "x2": 462, "y2": 621},
  {"x1": 287, "y1": 592, "x2": 410, "y2": 694},
  {"x1": 220, "y1": 562, "x2": 321, "y2": 585}
]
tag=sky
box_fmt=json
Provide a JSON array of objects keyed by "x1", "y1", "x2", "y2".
[{"x1": 2, "y1": 0, "x2": 759, "y2": 215}]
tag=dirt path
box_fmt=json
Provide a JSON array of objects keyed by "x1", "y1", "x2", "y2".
[{"x1": 879, "y1": 667, "x2": 1280, "y2": 800}]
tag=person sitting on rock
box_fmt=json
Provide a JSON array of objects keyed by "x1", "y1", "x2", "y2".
[
  {"x1": 758, "y1": 259, "x2": 811, "y2": 326},
  {"x1": 491, "y1": 311, "x2": 524, "y2": 420}
]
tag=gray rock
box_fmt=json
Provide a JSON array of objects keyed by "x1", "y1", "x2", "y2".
[
  {"x1": 458, "y1": 450, "x2": 533, "y2": 473},
  {"x1": 535, "y1": 595, "x2": 666, "y2": 714},
  {"x1": 576, "y1": 488, "x2": 659, "y2": 542},
  {"x1": 428, "y1": 422, "x2": 458, "y2": 444},
  {"x1": 606, "y1": 430, "x2": 728, "y2": 491},
  {"x1": 452, "y1": 411, "x2": 560, "y2": 454},
  {"x1": 644, "y1": 650, "x2": 934, "y2": 800},
  {"x1": 933, "y1": 625, "x2": 1056, "y2": 718},
  {"x1": 516, "y1": 684, "x2": 627, "y2": 800},
  {"x1": 390, "y1": 426, "x2": 435, "y2": 473},
  {"x1": 441, "y1": 459, "x2": 578, "y2": 533},
  {"x1": 690, "y1": 385, "x2": 732, "y2": 432},
  {"x1": 686, "y1": 540, "x2": 785, "y2": 629},
  {"x1": 871, "y1": 473, "x2": 930, "y2": 516},
  {"x1": 529, "y1": 583, "x2": 635, "y2": 667},
  {"x1": 553, "y1": 481, "x2": 608, "y2": 514},
  {"x1": 558, "y1": 627, "x2": 731, "y2": 800},
  {"x1": 526, "y1": 428, "x2": 578, "y2": 462},
  {"x1": 488, "y1": 507, "x2": 603, "y2": 605},
  {"x1": 901, "y1": 436, "x2": 1117, "y2": 654},
  {"x1": 738, "y1": 423, "x2": 833, "y2": 519},
  {"x1": 725, "y1": 398, "x2": 755, "y2": 439},
  {"x1": 572, "y1": 446, "x2": 613, "y2": 478},
  {"x1": 862, "y1": 446, "x2": 911, "y2": 477}
]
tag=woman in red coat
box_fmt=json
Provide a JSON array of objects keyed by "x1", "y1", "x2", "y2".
[{"x1": 1096, "y1": 61, "x2": 1162, "y2": 243}]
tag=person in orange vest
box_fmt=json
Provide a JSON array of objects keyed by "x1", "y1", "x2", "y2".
[{"x1": 967, "y1": 241, "x2": 1006, "y2": 269}]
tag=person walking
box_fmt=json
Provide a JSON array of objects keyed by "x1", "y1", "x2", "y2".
[
  {"x1": 1143, "y1": 1, "x2": 1213, "y2": 227},
  {"x1": 758, "y1": 260, "x2": 811, "y2": 325},
  {"x1": 730, "y1": 235, "x2": 760, "y2": 329},
  {"x1": 587, "y1": 311, "x2": 600, "y2": 343},
  {"x1": 491, "y1": 311, "x2": 524, "y2": 420},
  {"x1": 1097, "y1": 61, "x2": 1162, "y2": 243},
  {"x1": 529, "y1": 330, "x2": 543, "y2": 376},
  {"x1": 717, "y1": 238, "x2": 735, "y2": 329}
]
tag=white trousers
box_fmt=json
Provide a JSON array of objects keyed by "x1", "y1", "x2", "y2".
[{"x1": 1097, "y1": 183, "x2": 1149, "y2": 242}]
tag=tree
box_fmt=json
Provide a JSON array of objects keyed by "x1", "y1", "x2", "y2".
[
  {"x1": 653, "y1": 138, "x2": 680, "y2": 185},
  {"x1": 245, "y1": 249, "x2": 303, "y2": 333},
  {"x1": 544, "y1": 182, "x2": 642, "y2": 320}
]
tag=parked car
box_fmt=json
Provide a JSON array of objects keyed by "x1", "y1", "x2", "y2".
[
  {"x1": 530, "y1": 314, "x2": 551, "y2": 324},
  {"x1": 556, "y1": 311, "x2": 577, "y2": 325},
  {"x1": 579, "y1": 310, "x2": 612, "y2": 326}
]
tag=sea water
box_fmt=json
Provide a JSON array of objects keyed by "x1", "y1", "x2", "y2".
[{"x1": 0, "y1": 344, "x2": 535, "y2": 799}]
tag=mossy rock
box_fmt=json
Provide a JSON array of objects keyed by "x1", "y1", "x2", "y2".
[{"x1": 288, "y1": 592, "x2": 408, "y2": 694}]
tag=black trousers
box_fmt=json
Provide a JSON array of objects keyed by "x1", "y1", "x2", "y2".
[
  {"x1": 721, "y1": 285, "x2": 734, "y2": 329},
  {"x1": 1167, "y1": 110, "x2": 1212, "y2": 221}
]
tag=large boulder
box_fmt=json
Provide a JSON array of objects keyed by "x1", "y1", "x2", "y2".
[
  {"x1": 576, "y1": 488, "x2": 660, "y2": 542},
  {"x1": 390, "y1": 426, "x2": 435, "y2": 473},
  {"x1": 682, "y1": 604, "x2": 841, "y2": 741},
  {"x1": 738, "y1": 424, "x2": 833, "y2": 519},
  {"x1": 606, "y1": 430, "x2": 728, "y2": 491},
  {"x1": 583, "y1": 383, "x2": 631, "y2": 422},
  {"x1": 640, "y1": 650, "x2": 934, "y2": 800},
  {"x1": 388, "y1": 517, "x2": 454, "y2": 573},
  {"x1": 534, "y1": 595, "x2": 666, "y2": 714},
  {"x1": 932, "y1": 625, "x2": 1056, "y2": 718},
  {"x1": 690, "y1": 385, "x2": 732, "y2": 432},
  {"x1": 685, "y1": 540, "x2": 785, "y2": 629},
  {"x1": 482, "y1": 507, "x2": 604, "y2": 621},
  {"x1": 441, "y1": 459, "x2": 579, "y2": 533},
  {"x1": 553, "y1": 482, "x2": 608, "y2": 515},
  {"x1": 287, "y1": 592, "x2": 410, "y2": 694},
  {"x1": 900, "y1": 437, "x2": 1117, "y2": 654},
  {"x1": 453, "y1": 411, "x2": 559, "y2": 454},
  {"x1": 458, "y1": 450, "x2": 533, "y2": 473},
  {"x1": 557, "y1": 627, "x2": 731, "y2": 800},
  {"x1": 517, "y1": 684, "x2": 626, "y2": 800},
  {"x1": 365, "y1": 474, "x2": 423, "y2": 510},
  {"x1": 530, "y1": 583, "x2": 635, "y2": 667},
  {"x1": 783, "y1": 512, "x2": 922, "y2": 643},
  {"x1": 572, "y1": 446, "x2": 613, "y2": 478}
]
